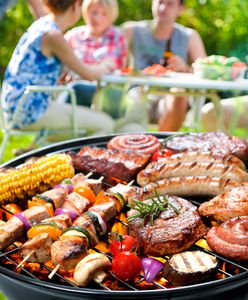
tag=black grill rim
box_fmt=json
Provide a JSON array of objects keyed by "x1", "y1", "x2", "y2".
[
  {"x1": 0, "y1": 264, "x2": 247, "y2": 298},
  {"x1": 0, "y1": 132, "x2": 247, "y2": 298}
]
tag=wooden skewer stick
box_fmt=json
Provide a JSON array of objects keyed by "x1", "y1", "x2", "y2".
[
  {"x1": 98, "y1": 176, "x2": 104, "y2": 182},
  {"x1": 48, "y1": 264, "x2": 60, "y2": 280},
  {"x1": 128, "y1": 180, "x2": 134, "y2": 186},
  {"x1": 16, "y1": 250, "x2": 35, "y2": 269},
  {"x1": 85, "y1": 172, "x2": 93, "y2": 178}
]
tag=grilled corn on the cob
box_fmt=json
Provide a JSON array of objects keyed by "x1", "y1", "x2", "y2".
[{"x1": 0, "y1": 154, "x2": 74, "y2": 205}]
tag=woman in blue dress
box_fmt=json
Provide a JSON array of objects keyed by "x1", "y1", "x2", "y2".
[{"x1": 1, "y1": 0, "x2": 115, "y2": 134}]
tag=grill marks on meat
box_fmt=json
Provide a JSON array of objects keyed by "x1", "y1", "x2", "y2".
[
  {"x1": 164, "y1": 132, "x2": 248, "y2": 161},
  {"x1": 0, "y1": 206, "x2": 50, "y2": 250},
  {"x1": 51, "y1": 236, "x2": 88, "y2": 270},
  {"x1": 69, "y1": 146, "x2": 150, "y2": 183},
  {"x1": 206, "y1": 216, "x2": 248, "y2": 261},
  {"x1": 144, "y1": 151, "x2": 246, "y2": 170},
  {"x1": 137, "y1": 161, "x2": 248, "y2": 186},
  {"x1": 128, "y1": 197, "x2": 207, "y2": 256},
  {"x1": 20, "y1": 233, "x2": 53, "y2": 263},
  {"x1": 131, "y1": 176, "x2": 240, "y2": 201},
  {"x1": 199, "y1": 186, "x2": 248, "y2": 222}
]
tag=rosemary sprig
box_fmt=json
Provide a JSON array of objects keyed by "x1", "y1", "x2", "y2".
[{"x1": 127, "y1": 188, "x2": 179, "y2": 225}]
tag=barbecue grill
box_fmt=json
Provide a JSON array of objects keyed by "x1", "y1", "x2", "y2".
[{"x1": 0, "y1": 133, "x2": 247, "y2": 300}]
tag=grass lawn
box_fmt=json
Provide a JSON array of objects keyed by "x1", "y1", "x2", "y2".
[{"x1": 0, "y1": 131, "x2": 35, "y2": 162}]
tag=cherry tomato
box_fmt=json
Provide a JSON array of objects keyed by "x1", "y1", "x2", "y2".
[
  {"x1": 152, "y1": 148, "x2": 174, "y2": 161},
  {"x1": 109, "y1": 234, "x2": 139, "y2": 257},
  {"x1": 112, "y1": 251, "x2": 142, "y2": 281}
]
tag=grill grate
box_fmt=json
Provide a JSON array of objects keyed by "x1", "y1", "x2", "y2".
[
  {"x1": 0, "y1": 174, "x2": 247, "y2": 292},
  {"x1": 0, "y1": 206, "x2": 247, "y2": 292}
]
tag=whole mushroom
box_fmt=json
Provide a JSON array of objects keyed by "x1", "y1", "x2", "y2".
[{"x1": 74, "y1": 253, "x2": 111, "y2": 287}]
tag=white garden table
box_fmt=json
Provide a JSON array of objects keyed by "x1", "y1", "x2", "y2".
[{"x1": 99, "y1": 72, "x2": 248, "y2": 131}]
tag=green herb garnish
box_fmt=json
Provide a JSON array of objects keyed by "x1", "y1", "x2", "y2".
[{"x1": 127, "y1": 188, "x2": 179, "y2": 225}]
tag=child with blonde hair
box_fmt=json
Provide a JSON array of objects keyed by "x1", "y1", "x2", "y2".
[{"x1": 62, "y1": 0, "x2": 128, "y2": 107}]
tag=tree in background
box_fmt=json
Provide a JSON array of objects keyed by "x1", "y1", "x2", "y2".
[{"x1": 1, "y1": 0, "x2": 248, "y2": 81}]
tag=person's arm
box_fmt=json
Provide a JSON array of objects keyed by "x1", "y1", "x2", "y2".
[
  {"x1": 188, "y1": 29, "x2": 207, "y2": 62},
  {"x1": 27, "y1": 0, "x2": 48, "y2": 19},
  {"x1": 42, "y1": 30, "x2": 115, "y2": 81},
  {"x1": 120, "y1": 22, "x2": 136, "y2": 67},
  {"x1": 167, "y1": 29, "x2": 207, "y2": 73},
  {"x1": 121, "y1": 21, "x2": 135, "y2": 44}
]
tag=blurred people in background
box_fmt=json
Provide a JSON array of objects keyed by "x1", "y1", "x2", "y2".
[
  {"x1": 0, "y1": 0, "x2": 48, "y2": 19},
  {"x1": 1, "y1": 0, "x2": 115, "y2": 135},
  {"x1": 122, "y1": 0, "x2": 206, "y2": 131},
  {"x1": 62, "y1": 0, "x2": 127, "y2": 107}
]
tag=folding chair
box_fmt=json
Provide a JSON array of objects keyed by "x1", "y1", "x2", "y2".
[{"x1": 0, "y1": 85, "x2": 79, "y2": 161}]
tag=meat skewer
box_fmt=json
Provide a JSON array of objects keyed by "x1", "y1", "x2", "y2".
[
  {"x1": 50, "y1": 191, "x2": 124, "y2": 273},
  {"x1": 47, "y1": 184, "x2": 132, "y2": 280},
  {"x1": 0, "y1": 205, "x2": 51, "y2": 251},
  {"x1": 0, "y1": 184, "x2": 70, "y2": 251},
  {"x1": 0, "y1": 172, "x2": 103, "y2": 252},
  {"x1": 15, "y1": 180, "x2": 124, "y2": 273},
  {"x1": 17, "y1": 174, "x2": 105, "y2": 267}
]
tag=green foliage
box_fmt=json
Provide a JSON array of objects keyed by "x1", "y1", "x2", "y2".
[
  {"x1": 1, "y1": 0, "x2": 248, "y2": 81},
  {"x1": 0, "y1": 0, "x2": 34, "y2": 80},
  {"x1": 0, "y1": 292, "x2": 8, "y2": 300}
]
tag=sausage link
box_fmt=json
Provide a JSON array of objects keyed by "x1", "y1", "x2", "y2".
[
  {"x1": 132, "y1": 176, "x2": 241, "y2": 203},
  {"x1": 137, "y1": 161, "x2": 248, "y2": 186}
]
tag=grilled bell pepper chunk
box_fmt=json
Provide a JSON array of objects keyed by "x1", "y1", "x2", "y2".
[
  {"x1": 62, "y1": 226, "x2": 92, "y2": 248},
  {"x1": 27, "y1": 222, "x2": 62, "y2": 240},
  {"x1": 74, "y1": 186, "x2": 96, "y2": 204},
  {"x1": 28, "y1": 200, "x2": 54, "y2": 217}
]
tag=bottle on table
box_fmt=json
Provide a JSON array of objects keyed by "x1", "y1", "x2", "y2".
[{"x1": 160, "y1": 38, "x2": 173, "y2": 67}]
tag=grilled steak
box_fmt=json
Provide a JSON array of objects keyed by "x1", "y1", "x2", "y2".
[
  {"x1": 69, "y1": 146, "x2": 150, "y2": 183},
  {"x1": 199, "y1": 186, "x2": 248, "y2": 222},
  {"x1": 127, "y1": 196, "x2": 207, "y2": 256},
  {"x1": 163, "y1": 250, "x2": 218, "y2": 286},
  {"x1": 164, "y1": 132, "x2": 248, "y2": 161}
]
